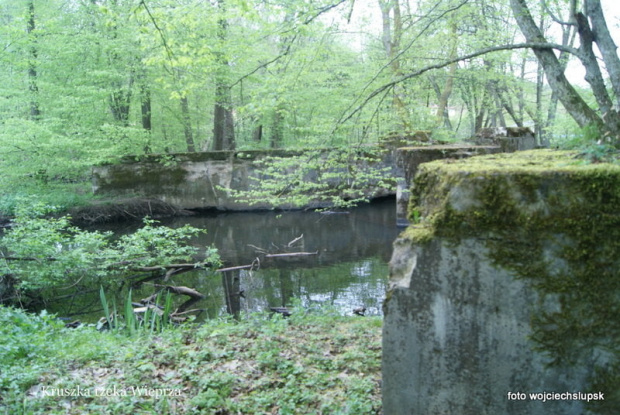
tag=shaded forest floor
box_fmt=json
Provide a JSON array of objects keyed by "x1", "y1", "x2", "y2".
[{"x1": 0, "y1": 306, "x2": 382, "y2": 414}]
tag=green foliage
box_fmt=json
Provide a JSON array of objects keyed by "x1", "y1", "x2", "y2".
[
  {"x1": 0, "y1": 183, "x2": 95, "y2": 217},
  {"x1": 226, "y1": 147, "x2": 395, "y2": 209},
  {"x1": 0, "y1": 306, "x2": 124, "y2": 411},
  {"x1": 556, "y1": 123, "x2": 620, "y2": 164},
  {"x1": 558, "y1": 123, "x2": 602, "y2": 150},
  {"x1": 0, "y1": 205, "x2": 219, "y2": 292},
  {"x1": 1, "y1": 0, "x2": 593, "y2": 210},
  {"x1": 0, "y1": 305, "x2": 382, "y2": 414},
  {"x1": 99, "y1": 287, "x2": 175, "y2": 336}
]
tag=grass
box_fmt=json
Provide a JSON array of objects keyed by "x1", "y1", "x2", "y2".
[{"x1": 0, "y1": 305, "x2": 382, "y2": 414}]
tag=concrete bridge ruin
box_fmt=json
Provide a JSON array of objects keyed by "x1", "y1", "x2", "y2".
[
  {"x1": 383, "y1": 149, "x2": 618, "y2": 414},
  {"x1": 91, "y1": 128, "x2": 536, "y2": 220}
]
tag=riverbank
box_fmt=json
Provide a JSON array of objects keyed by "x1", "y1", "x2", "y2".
[
  {"x1": 0, "y1": 194, "x2": 195, "y2": 227},
  {"x1": 67, "y1": 198, "x2": 196, "y2": 225},
  {"x1": 0, "y1": 306, "x2": 382, "y2": 414}
]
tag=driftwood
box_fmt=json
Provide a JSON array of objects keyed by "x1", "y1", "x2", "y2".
[
  {"x1": 135, "y1": 261, "x2": 216, "y2": 281},
  {"x1": 216, "y1": 263, "x2": 254, "y2": 272},
  {"x1": 287, "y1": 234, "x2": 304, "y2": 247},
  {"x1": 133, "y1": 304, "x2": 164, "y2": 316},
  {"x1": 174, "y1": 297, "x2": 202, "y2": 315},
  {"x1": 135, "y1": 262, "x2": 213, "y2": 272},
  {"x1": 265, "y1": 251, "x2": 318, "y2": 258},
  {"x1": 151, "y1": 284, "x2": 205, "y2": 299},
  {"x1": 216, "y1": 257, "x2": 260, "y2": 273},
  {"x1": 248, "y1": 234, "x2": 308, "y2": 256},
  {"x1": 138, "y1": 286, "x2": 205, "y2": 321}
]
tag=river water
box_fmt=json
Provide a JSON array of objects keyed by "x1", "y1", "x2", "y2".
[{"x1": 41, "y1": 198, "x2": 400, "y2": 321}]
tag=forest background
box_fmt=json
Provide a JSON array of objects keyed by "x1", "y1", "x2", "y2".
[{"x1": 1, "y1": 0, "x2": 619, "y2": 210}]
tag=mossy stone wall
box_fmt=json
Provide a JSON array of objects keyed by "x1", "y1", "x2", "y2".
[
  {"x1": 383, "y1": 150, "x2": 619, "y2": 414},
  {"x1": 92, "y1": 149, "x2": 397, "y2": 211}
]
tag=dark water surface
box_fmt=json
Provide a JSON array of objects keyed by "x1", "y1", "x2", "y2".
[{"x1": 41, "y1": 198, "x2": 400, "y2": 321}]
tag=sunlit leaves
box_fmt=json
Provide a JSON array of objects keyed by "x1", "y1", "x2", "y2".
[{"x1": 0, "y1": 204, "x2": 219, "y2": 291}]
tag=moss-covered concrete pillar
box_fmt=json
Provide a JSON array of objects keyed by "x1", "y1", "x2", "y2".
[
  {"x1": 395, "y1": 145, "x2": 500, "y2": 227},
  {"x1": 383, "y1": 150, "x2": 619, "y2": 414}
]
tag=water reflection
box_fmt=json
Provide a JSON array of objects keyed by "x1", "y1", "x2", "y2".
[{"x1": 41, "y1": 198, "x2": 399, "y2": 321}]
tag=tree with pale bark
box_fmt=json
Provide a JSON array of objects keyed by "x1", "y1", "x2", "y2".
[{"x1": 511, "y1": 0, "x2": 620, "y2": 143}]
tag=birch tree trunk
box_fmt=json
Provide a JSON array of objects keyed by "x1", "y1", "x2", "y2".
[
  {"x1": 510, "y1": 0, "x2": 620, "y2": 142},
  {"x1": 379, "y1": 0, "x2": 411, "y2": 131}
]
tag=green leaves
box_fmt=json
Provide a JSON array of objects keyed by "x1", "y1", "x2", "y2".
[
  {"x1": 225, "y1": 147, "x2": 395, "y2": 209},
  {"x1": 0, "y1": 303, "x2": 382, "y2": 414},
  {"x1": 0, "y1": 205, "x2": 220, "y2": 292}
]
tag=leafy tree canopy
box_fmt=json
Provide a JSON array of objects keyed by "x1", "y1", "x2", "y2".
[{"x1": 0, "y1": 0, "x2": 618, "y2": 201}]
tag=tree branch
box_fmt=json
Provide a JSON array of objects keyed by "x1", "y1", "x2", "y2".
[
  {"x1": 339, "y1": 42, "x2": 584, "y2": 125},
  {"x1": 231, "y1": 35, "x2": 297, "y2": 87},
  {"x1": 232, "y1": 0, "x2": 348, "y2": 87},
  {"x1": 136, "y1": 0, "x2": 174, "y2": 62},
  {"x1": 335, "y1": 0, "x2": 469, "y2": 134}
]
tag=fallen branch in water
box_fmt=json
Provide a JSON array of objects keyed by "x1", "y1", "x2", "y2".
[
  {"x1": 216, "y1": 263, "x2": 254, "y2": 272},
  {"x1": 135, "y1": 262, "x2": 214, "y2": 272},
  {"x1": 265, "y1": 251, "x2": 318, "y2": 258},
  {"x1": 151, "y1": 284, "x2": 205, "y2": 299},
  {"x1": 216, "y1": 258, "x2": 260, "y2": 273},
  {"x1": 287, "y1": 234, "x2": 304, "y2": 247}
]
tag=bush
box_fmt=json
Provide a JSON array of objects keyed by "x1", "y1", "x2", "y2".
[{"x1": 0, "y1": 204, "x2": 219, "y2": 292}]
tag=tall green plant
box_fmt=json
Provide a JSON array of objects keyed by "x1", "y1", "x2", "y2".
[{"x1": 99, "y1": 287, "x2": 175, "y2": 336}]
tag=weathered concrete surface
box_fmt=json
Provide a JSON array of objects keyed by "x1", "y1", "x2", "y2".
[
  {"x1": 395, "y1": 145, "x2": 501, "y2": 226},
  {"x1": 475, "y1": 127, "x2": 538, "y2": 152},
  {"x1": 92, "y1": 149, "x2": 399, "y2": 211},
  {"x1": 92, "y1": 136, "x2": 528, "y2": 215},
  {"x1": 384, "y1": 238, "x2": 589, "y2": 414},
  {"x1": 383, "y1": 150, "x2": 620, "y2": 414}
]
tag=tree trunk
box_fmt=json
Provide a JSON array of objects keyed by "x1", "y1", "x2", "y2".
[
  {"x1": 252, "y1": 124, "x2": 263, "y2": 142},
  {"x1": 180, "y1": 96, "x2": 196, "y2": 152},
  {"x1": 574, "y1": 12, "x2": 614, "y2": 117},
  {"x1": 212, "y1": 0, "x2": 235, "y2": 151},
  {"x1": 379, "y1": 0, "x2": 411, "y2": 131},
  {"x1": 222, "y1": 271, "x2": 241, "y2": 319},
  {"x1": 510, "y1": 0, "x2": 609, "y2": 136},
  {"x1": 271, "y1": 105, "x2": 284, "y2": 148},
  {"x1": 140, "y1": 82, "x2": 152, "y2": 153},
  {"x1": 27, "y1": 0, "x2": 40, "y2": 120},
  {"x1": 496, "y1": 86, "x2": 523, "y2": 127},
  {"x1": 213, "y1": 84, "x2": 235, "y2": 150},
  {"x1": 584, "y1": 0, "x2": 620, "y2": 110},
  {"x1": 110, "y1": 77, "x2": 133, "y2": 126},
  {"x1": 140, "y1": 85, "x2": 151, "y2": 132},
  {"x1": 543, "y1": 21, "x2": 576, "y2": 147},
  {"x1": 435, "y1": 23, "x2": 458, "y2": 129}
]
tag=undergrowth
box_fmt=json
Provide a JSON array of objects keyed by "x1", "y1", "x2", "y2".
[{"x1": 0, "y1": 305, "x2": 382, "y2": 414}]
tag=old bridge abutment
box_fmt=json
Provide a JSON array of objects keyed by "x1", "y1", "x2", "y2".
[
  {"x1": 383, "y1": 150, "x2": 619, "y2": 414},
  {"x1": 91, "y1": 129, "x2": 535, "y2": 216}
]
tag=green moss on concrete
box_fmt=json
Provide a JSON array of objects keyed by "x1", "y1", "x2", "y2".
[
  {"x1": 102, "y1": 164, "x2": 188, "y2": 192},
  {"x1": 409, "y1": 149, "x2": 620, "y2": 238},
  {"x1": 405, "y1": 149, "x2": 620, "y2": 413}
]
